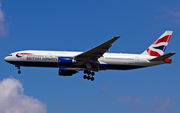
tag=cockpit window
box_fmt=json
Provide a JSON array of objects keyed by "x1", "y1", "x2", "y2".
[{"x1": 8, "y1": 54, "x2": 12, "y2": 56}]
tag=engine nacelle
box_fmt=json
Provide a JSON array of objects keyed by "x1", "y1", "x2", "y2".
[
  {"x1": 58, "y1": 68, "x2": 77, "y2": 76},
  {"x1": 58, "y1": 57, "x2": 75, "y2": 66}
]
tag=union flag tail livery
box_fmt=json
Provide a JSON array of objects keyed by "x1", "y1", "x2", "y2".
[
  {"x1": 142, "y1": 31, "x2": 173, "y2": 56},
  {"x1": 4, "y1": 30, "x2": 176, "y2": 81}
]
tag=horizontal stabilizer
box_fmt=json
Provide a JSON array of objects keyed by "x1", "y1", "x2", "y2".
[{"x1": 150, "y1": 52, "x2": 176, "y2": 61}]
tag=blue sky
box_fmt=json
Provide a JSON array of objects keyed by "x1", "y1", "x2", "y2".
[{"x1": 0, "y1": 0, "x2": 180, "y2": 113}]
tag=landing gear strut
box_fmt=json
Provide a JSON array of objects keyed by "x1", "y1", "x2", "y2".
[
  {"x1": 83, "y1": 70, "x2": 95, "y2": 81},
  {"x1": 15, "y1": 65, "x2": 21, "y2": 74}
]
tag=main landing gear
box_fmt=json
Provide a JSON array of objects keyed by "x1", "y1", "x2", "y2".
[
  {"x1": 83, "y1": 70, "x2": 95, "y2": 81},
  {"x1": 15, "y1": 65, "x2": 21, "y2": 74}
]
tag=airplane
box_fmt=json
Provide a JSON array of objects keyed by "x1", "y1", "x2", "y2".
[{"x1": 4, "y1": 31, "x2": 176, "y2": 81}]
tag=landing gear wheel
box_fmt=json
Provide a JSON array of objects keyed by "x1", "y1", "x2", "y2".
[
  {"x1": 87, "y1": 76, "x2": 90, "y2": 80},
  {"x1": 84, "y1": 70, "x2": 88, "y2": 74},
  {"x1": 83, "y1": 70, "x2": 95, "y2": 81},
  {"x1": 83, "y1": 75, "x2": 87, "y2": 79},
  {"x1": 18, "y1": 70, "x2": 21, "y2": 74},
  {"x1": 87, "y1": 72, "x2": 91, "y2": 75},
  {"x1": 91, "y1": 77, "x2": 94, "y2": 81},
  {"x1": 91, "y1": 72, "x2": 95, "y2": 76}
]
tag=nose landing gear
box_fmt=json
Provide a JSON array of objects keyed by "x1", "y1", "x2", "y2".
[
  {"x1": 18, "y1": 70, "x2": 21, "y2": 74},
  {"x1": 15, "y1": 65, "x2": 21, "y2": 74},
  {"x1": 83, "y1": 70, "x2": 95, "y2": 81}
]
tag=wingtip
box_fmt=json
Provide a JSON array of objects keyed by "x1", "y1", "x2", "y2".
[
  {"x1": 170, "y1": 52, "x2": 176, "y2": 54},
  {"x1": 114, "y1": 36, "x2": 120, "y2": 38}
]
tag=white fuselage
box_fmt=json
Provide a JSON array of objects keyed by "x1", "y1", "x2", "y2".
[{"x1": 4, "y1": 50, "x2": 165, "y2": 71}]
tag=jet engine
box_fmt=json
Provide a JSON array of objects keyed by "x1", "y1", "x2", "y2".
[
  {"x1": 58, "y1": 68, "x2": 77, "y2": 76},
  {"x1": 58, "y1": 57, "x2": 76, "y2": 66}
]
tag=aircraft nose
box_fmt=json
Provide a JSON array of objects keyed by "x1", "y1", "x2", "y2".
[{"x1": 4, "y1": 56, "x2": 9, "y2": 62}]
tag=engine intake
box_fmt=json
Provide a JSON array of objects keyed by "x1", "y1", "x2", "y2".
[{"x1": 58, "y1": 68, "x2": 77, "y2": 76}]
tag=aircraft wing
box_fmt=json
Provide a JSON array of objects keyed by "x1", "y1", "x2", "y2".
[{"x1": 74, "y1": 36, "x2": 120, "y2": 68}]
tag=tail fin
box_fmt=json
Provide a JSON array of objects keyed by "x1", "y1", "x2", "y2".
[{"x1": 142, "y1": 31, "x2": 173, "y2": 56}]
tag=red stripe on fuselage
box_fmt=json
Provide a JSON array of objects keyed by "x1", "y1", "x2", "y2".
[
  {"x1": 153, "y1": 35, "x2": 171, "y2": 45},
  {"x1": 17, "y1": 53, "x2": 34, "y2": 55}
]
